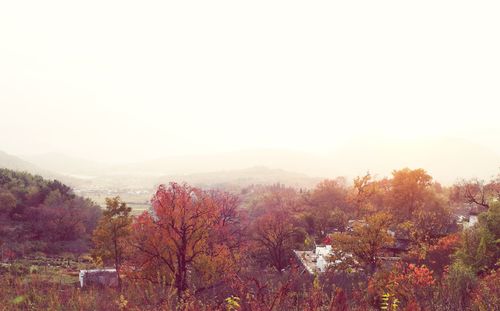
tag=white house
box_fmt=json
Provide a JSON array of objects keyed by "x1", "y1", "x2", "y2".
[{"x1": 294, "y1": 245, "x2": 334, "y2": 274}]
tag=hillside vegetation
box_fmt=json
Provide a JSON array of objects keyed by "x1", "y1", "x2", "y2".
[
  {"x1": 0, "y1": 169, "x2": 101, "y2": 256},
  {"x1": 0, "y1": 167, "x2": 498, "y2": 310}
]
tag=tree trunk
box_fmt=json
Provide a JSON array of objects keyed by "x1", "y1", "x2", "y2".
[
  {"x1": 113, "y1": 236, "x2": 122, "y2": 290},
  {"x1": 175, "y1": 240, "x2": 188, "y2": 300}
]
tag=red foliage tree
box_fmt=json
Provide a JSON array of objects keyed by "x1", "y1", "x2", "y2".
[
  {"x1": 387, "y1": 263, "x2": 436, "y2": 309},
  {"x1": 127, "y1": 183, "x2": 241, "y2": 300}
]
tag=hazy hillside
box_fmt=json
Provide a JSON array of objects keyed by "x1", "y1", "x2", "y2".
[
  {"x1": 101, "y1": 138, "x2": 500, "y2": 185},
  {"x1": 0, "y1": 150, "x2": 87, "y2": 187},
  {"x1": 0, "y1": 150, "x2": 43, "y2": 173},
  {"x1": 108, "y1": 149, "x2": 321, "y2": 177},
  {"x1": 22, "y1": 152, "x2": 109, "y2": 177},
  {"x1": 8, "y1": 137, "x2": 500, "y2": 189}
]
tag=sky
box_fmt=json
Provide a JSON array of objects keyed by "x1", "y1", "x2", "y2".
[{"x1": 1, "y1": 0, "x2": 499, "y2": 163}]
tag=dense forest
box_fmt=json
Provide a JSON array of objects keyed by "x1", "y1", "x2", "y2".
[
  {"x1": 0, "y1": 168, "x2": 499, "y2": 310},
  {"x1": 0, "y1": 169, "x2": 101, "y2": 256}
]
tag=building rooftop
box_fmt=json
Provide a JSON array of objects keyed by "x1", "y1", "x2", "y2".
[{"x1": 294, "y1": 245, "x2": 333, "y2": 274}]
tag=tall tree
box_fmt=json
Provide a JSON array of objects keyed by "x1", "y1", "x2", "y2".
[
  {"x1": 389, "y1": 168, "x2": 433, "y2": 221},
  {"x1": 253, "y1": 210, "x2": 300, "y2": 272},
  {"x1": 309, "y1": 178, "x2": 350, "y2": 214},
  {"x1": 92, "y1": 197, "x2": 132, "y2": 289},
  {"x1": 349, "y1": 173, "x2": 377, "y2": 217},
  {"x1": 128, "y1": 183, "x2": 240, "y2": 299}
]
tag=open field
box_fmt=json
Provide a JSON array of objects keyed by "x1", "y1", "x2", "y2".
[{"x1": 77, "y1": 190, "x2": 152, "y2": 215}]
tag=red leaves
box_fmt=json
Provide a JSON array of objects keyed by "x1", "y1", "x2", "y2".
[
  {"x1": 404, "y1": 264, "x2": 436, "y2": 287},
  {"x1": 388, "y1": 263, "x2": 435, "y2": 289},
  {"x1": 368, "y1": 263, "x2": 436, "y2": 310},
  {"x1": 128, "y1": 182, "x2": 241, "y2": 297}
]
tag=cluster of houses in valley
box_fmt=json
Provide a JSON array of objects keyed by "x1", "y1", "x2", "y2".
[{"x1": 293, "y1": 208, "x2": 480, "y2": 275}]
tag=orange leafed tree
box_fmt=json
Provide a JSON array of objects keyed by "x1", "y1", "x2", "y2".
[
  {"x1": 389, "y1": 168, "x2": 433, "y2": 221},
  {"x1": 127, "y1": 183, "x2": 240, "y2": 299}
]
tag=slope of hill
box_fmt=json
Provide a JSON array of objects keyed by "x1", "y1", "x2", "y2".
[
  {"x1": 0, "y1": 150, "x2": 42, "y2": 173},
  {"x1": 0, "y1": 150, "x2": 86, "y2": 187},
  {"x1": 22, "y1": 152, "x2": 108, "y2": 176},
  {"x1": 0, "y1": 168, "x2": 101, "y2": 255}
]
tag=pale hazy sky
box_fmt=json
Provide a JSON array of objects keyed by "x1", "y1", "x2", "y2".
[{"x1": 1, "y1": 1, "x2": 499, "y2": 163}]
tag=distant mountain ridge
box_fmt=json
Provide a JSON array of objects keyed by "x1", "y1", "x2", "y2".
[
  {"x1": 100, "y1": 138, "x2": 500, "y2": 184},
  {"x1": 3, "y1": 137, "x2": 499, "y2": 189},
  {"x1": 22, "y1": 152, "x2": 109, "y2": 176},
  {"x1": 0, "y1": 150, "x2": 43, "y2": 173}
]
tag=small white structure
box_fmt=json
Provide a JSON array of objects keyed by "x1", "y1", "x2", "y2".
[
  {"x1": 294, "y1": 245, "x2": 334, "y2": 274},
  {"x1": 79, "y1": 269, "x2": 118, "y2": 288},
  {"x1": 315, "y1": 245, "x2": 332, "y2": 272},
  {"x1": 463, "y1": 215, "x2": 479, "y2": 229}
]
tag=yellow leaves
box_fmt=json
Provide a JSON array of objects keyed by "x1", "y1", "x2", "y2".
[
  {"x1": 313, "y1": 273, "x2": 321, "y2": 290},
  {"x1": 225, "y1": 296, "x2": 241, "y2": 311},
  {"x1": 115, "y1": 294, "x2": 128, "y2": 311},
  {"x1": 91, "y1": 256, "x2": 104, "y2": 268},
  {"x1": 380, "y1": 293, "x2": 399, "y2": 311}
]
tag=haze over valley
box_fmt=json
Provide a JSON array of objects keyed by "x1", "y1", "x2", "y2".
[{"x1": 1, "y1": 135, "x2": 499, "y2": 210}]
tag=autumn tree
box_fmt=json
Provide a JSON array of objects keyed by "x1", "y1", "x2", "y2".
[
  {"x1": 399, "y1": 196, "x2": 453, "y2": 254},
  {"x1": 247, "y1": 184, "x2": 303, "y2": 218},
  {"x1": 309, "y1": 178, "x2": 350, "y2": 214},
  {"x1": 388, "y1": 168, "x2": 433, "y2": 221},
  {"x1": 92, "y1": 197, "x2": 132, "y2": 289},
  {"x1": 383, "y1": 263, "x2": 436, "y2": 309},
  {"x1": 349, "y1": 173, "x2": 377, "y2": 218},
  {"x1": 252, "y1": 210, "x2": 302, "y2": 272},
  {"x1": 299, "y1": 178, "x2": 350, "y2": 238},
  {"x1": 128, "y1": 183, "x2": 241, "y2": 300},
  {"x1": 330, "y1": 212, "x2": 394, "y2": 274},
  {"x1": 415, "y1": 233, "x2": 461, "y2": 276}
]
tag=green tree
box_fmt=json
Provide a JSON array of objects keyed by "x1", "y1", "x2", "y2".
[
  {"x1": 455, "y1": 201, "x2": 500, "y2": 274},
  {"x1": 92, "y1": 197, "x2": 132, "y2": 289},
  {"x1": 444, "y1": 261, "x2": 477, "y2": 310}
]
